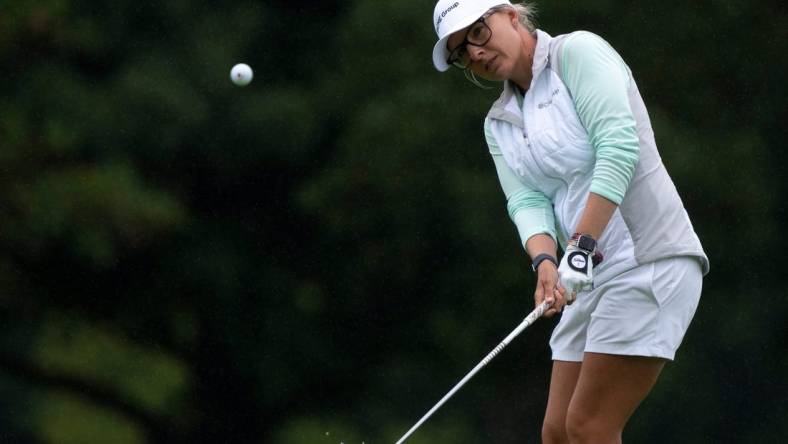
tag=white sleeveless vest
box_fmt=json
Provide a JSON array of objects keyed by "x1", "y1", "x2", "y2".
[{"x1": 486, "y1": 30, "x2": 709, "y2": 285}]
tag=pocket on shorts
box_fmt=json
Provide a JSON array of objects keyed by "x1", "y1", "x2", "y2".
[{"x1": 649, "y1": 257, "x2": 702, "y2": 313}]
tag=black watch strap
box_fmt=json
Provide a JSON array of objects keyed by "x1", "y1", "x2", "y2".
[{"x1": 531, "y1": 253, "x2": 558, "y2": 273}]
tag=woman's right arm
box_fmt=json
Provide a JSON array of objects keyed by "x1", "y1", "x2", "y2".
[{"x1": 485, "y1": 119, "x2": 568, "y2": 315}]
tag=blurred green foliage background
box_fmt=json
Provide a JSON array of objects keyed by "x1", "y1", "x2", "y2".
[{"x1": 1, "y1": 0, "x2": 786, "y2": 443}]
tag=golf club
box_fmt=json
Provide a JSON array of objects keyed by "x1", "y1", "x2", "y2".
[{"x1": 395, "y1": 300, "x2": 551, "y2": 444}]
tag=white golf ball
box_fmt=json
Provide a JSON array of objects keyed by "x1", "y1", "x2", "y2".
[{"x1": 230, "y1": 63, "x2": 253, "y2": 86}]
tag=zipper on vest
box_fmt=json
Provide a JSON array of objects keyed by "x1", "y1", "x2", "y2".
[{"x1": 523, "y1": 131, "x2": 532, "y2": 149}]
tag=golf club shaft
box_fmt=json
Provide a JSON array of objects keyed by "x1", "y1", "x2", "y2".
[{"x1": 395, "y1": 301, "x2": 551, "y2": 444}]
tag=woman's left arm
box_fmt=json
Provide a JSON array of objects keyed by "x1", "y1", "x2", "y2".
[
  {"x1": 573, "y1": 192, "x2": 618, "y2": 241},
  {"x1": 556, "y1": 32, "x2": 641, "y2": 296},
  {"x1": 560, "y1": 32, "x2": 641, "y2": 242}
]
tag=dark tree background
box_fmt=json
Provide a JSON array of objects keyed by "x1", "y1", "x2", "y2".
[{"x1": 1, "y1": 1, "x2": 785, "y2": 443}]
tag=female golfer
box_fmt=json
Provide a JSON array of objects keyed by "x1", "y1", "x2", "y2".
[{"x1": 431, "y1": 1, "x2": 709, "y2": 442}]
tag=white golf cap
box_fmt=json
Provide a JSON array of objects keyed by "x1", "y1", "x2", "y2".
[{"x1": 432, "y1": 0, "x2": 512, "y2": 72}]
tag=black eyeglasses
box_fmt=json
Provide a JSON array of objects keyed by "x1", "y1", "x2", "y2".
[{"x1": 446, "y1": 12, "x2": 494, "y2": 69}]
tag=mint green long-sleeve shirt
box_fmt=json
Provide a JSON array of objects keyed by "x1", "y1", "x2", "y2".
[{"x1": 485, "y1": 32, "x2": 640, "y2": 247}]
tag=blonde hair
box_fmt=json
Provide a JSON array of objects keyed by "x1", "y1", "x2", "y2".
[
  {"x1": 464, "y1": 2, "x2": 538, "y2": 88},
  {"x1": 491, "y1": 2, "x2": 538, "y2": 33}
]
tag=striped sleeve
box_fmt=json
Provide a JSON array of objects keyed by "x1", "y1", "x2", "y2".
[
  {"x1": 560, "y1": 32, "x2": 640, "y2": 205},
  {"x1": 485, "y1": 118, "x2": 557, "y2": 248}
]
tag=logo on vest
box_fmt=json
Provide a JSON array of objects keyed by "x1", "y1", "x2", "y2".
[
  {"x1": 537, "y1": 88, "x2": 561, "y2": 109},
  {"x1": 436, "y1": 2, "x2": 460, "y2": 32}
]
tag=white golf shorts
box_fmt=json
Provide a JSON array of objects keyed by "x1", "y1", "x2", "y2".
[{"x1": 550, "y1": 256, "x2": 702, "y2": 362}]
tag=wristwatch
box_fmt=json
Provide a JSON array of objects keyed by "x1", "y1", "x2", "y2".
[
  {"x1": 531, "y1": 253, "x2": 558, "y2": 273},
  {"x1": 570, "y1": 233, "x2": 597, "y2": 252},
  {"x1": 570, "y1": 233, "x2": 604, "y2": 266}
]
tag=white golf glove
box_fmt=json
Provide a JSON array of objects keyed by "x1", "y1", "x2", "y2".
[{"x1": 558, "y1": 234, "x2": 602, "y2": 303}]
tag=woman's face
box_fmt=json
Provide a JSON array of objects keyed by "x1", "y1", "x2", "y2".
[{"x1": 446, "y1": 10, "x2": 523, "y2": 81}]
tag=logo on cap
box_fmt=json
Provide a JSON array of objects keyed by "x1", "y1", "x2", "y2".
[{"x1": 436, "y1": 2, "x2": 460, "y2": 33}]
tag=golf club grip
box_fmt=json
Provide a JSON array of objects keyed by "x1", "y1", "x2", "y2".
[{"x1": 395, "y1": 301, "x2": 550, "y2": 444}]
